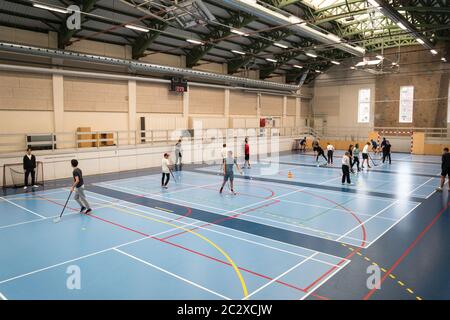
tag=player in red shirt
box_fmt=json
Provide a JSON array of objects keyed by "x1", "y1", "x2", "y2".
[{"x1": 244, "y1": 137, "x2": 251, "y2": 169}]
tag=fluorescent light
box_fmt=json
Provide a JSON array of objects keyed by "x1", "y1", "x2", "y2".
[
  {"x1": 326, "y1": 34, "x2": 341, "y2": 43},
  {"x1": 416, "y1": 38, "x2": 425, "y2": 45},
  {"x1": 355, "y1": 59, "x2": 382, "y2": 67},
  {"x1": 231, "y1": 50, "x2": 246, "y2": 55},
  {"x1": 315, "y1": 70, "x2": 322, "y2": 73},
  {"x1": 231, "y1": 29, "x2": 249, "y2": 37},
  {"x1": 441, "y1": 57, "x2": 447, "y2": 62},
  {"x1": 186, "y1": 39, "x2": 204, "y2": 45},
  {"x1": 125, "y1": 24, "x2": 149, "y2": 32},
  {"x1": 306, "y1": 52, "x2": 317, "y2": 58},
  {"x1": 331, "y1": 60, "x2": 340, "y2": 65},
  {"x1": 367, "y1": 0, "x2": 380, "y2": 7},
  {"x1": 376, "y1": 55, "x2": 384, "y2": 60},
  {"x1": 396, "y1": 22, "x2": 407, "y2": 30},
  {"x1": 392, "y1": 62, "x2": 398, "y2": 66},
  {"x1": 288, "y1": 15, "x2": 302, "y2": 24},
  {"x1": 33, "y1": 3, "x2": 68, "y2": 14},
  {"x1": 266, "y1": 58, "x2": 277, "y2": 63},
  {"x1": 274, "y1": 43, "x2": 288, "y2": 49},
  {"x1": 293, "y1": 65, "x2": 303, "y2": 69},
  {"x1": 350, "y1": 66, "x2": 356, "y2": 70},
  {"x1": 430, "y1": 49, "x2": 438, "y2": 55}
]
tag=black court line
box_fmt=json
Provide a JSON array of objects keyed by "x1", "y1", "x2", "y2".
[
  {"x1": 195, "y1": 168, "x2": 426, "y2": 203},
  {"x1": 271, "y1": 161, "x2": 439, "y2": 179},
  {"x1": 89, "y1": 185, "x2": 351, "y2": 258}
]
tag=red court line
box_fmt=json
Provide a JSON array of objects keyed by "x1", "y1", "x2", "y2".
[
  {"x1": 35, "y1": 193, "x2": 329, "y2": 299},
  {"x1": 161, "y1": 200, "x2": 280, "y2": 241},
  {"x1": 363, "y1": 201, "x2": 450, "y2": 300}
]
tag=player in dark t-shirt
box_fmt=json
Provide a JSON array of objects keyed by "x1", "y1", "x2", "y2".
[{"x1": 436, "y1": 147, "x2": 450, "y2": 191}]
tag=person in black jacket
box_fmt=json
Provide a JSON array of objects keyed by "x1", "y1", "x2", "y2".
[
  {"x1": 382, "y1": 140, "x2": 392, "y2": 164},
  {"x1": 23, "y1": 147, "x2": 38, "y2": 189},
  {"x1": 436, "y1": 147, "x2": 450, "y2": 192}
]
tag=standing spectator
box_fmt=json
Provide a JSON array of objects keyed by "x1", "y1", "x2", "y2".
[
  {"x1": 436, "y1": 147, "x2": 450, "y2": 192},
  {"x1": 23, "y1": 147, "x2": 38, "y2": 190},
  {"x1": 348, "y1": 144, "x2": 354, "y2": 173},
  {"x1": 161, "y1": 153, "x2": 172, "y2": 189}
]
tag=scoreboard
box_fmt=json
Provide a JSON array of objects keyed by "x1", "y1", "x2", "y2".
[{"x1": 170, "y1": 77, "x2": 188, "y2": 93}]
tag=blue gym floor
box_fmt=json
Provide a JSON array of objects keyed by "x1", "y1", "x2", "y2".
[{"x1": 0, "y1": 151, "x2": 449, "y2": 300}]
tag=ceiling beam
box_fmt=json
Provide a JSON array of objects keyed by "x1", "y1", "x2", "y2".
[{"x1": 186, "y1": 12, "x2": 255, "y2": 67}]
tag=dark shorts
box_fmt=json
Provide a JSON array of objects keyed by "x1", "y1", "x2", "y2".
[
  {"x1": 245, "y1": 154, "x2": 250, "y2": 161},
  {"x1": 362, "y1": 153, "x2": 369, "y2": 160},
  {"x1": 441, "y1": 168, "x2": 450, "y2": 177},
  {"x1": 224, "y1": 171, "x2": 234, "y2": 181},
  {"x1": 313, "y1": 146, "x2": 318, "y2": 152}
]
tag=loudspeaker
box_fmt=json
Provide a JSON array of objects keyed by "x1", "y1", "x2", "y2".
[{"x1": 140, "y1": 117, "x2": 146, "y2": 143}]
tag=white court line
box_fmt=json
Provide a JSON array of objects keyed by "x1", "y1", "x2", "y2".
[
  {"x1": 245, "y1": 253, "x2": 319, "y2": 300},
  {"x1": 85, "y1": 192, "x2": 344, "y2": 267},
  {"x1": 0, "y1": 197, "x2": 45, "y2": 219},
  {"x1": 367, "y1": 202, "x2": 422, "y2": 246},
  {"x1": 301, "y1": 259, "x2": 352, "y2": 300},
  {"x1": 114, "y1": 248, "x2": 230, "y2": 300},
  {"x1": 0, "y1": 292, "x2": 7, "y2": 300},
  {"x1": 335, "y1": 200, "x2": 400, "y2": 246},
  {"x1": 0, "y1": 220, "x2": 202, "y2": 285},
  {"x1": 408, "y1": 177, "x2": 435, "y2": 199},
  {"x1": 98, "y1": 176, "x2": 362, "y2": 246}
]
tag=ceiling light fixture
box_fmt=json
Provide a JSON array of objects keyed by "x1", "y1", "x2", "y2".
[
  {"x1": 231, "y1": 50, "x2": 246, "y2": 55},
  {"x1": 186, "y1": 39, "x2": 204, "y2": 45},
  {"x1": 274, "y1": 43, "x2": 288, "y2": 49},
  {"x1": 125, "y1": 24, "x2": 150, "y2": 32},
  {"x1": 33, "y1": 3, "x2": 68, "y2": 14}
]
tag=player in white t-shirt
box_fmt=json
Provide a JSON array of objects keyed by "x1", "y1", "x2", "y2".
[
  {"x1": 161, "y1": 153, "x2": 172, "y2": 189},
  {"x1": 361, "y1": 142, "x2": 372, "y2": 169},
  {"x1": 326, "y1": 143, "x2": 335, "y2": 165}
]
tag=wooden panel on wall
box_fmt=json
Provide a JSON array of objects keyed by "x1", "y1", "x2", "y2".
[
  {"x1": 229, "y1": 91, "x2": 257, "y2": 115},
  {"x1": 189, "y1": 87, "x2": 225, "y2": 114},
  {"x1": 313, "y1": 95, "x2": 340, "y2": 116},
  {"x1": 286, "y1": 97, "x2": 296, "y2": 116},
  {"x1": 0, "y1": 72, "x2": 53, "y2": 111},
  {"x1": 260, "y1": 95, "x2": 283, "y2": 116},
  {"x1": 137, "y1": 82, "x2": 183, "y2": 114},
  {"x1": 64, "y1": 77, "x2": 128, "y2": 112}
]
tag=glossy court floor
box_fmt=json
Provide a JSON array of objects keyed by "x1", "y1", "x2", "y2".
[{"x1": 0, "y1": 151, "x2": 449, "y2": 300}]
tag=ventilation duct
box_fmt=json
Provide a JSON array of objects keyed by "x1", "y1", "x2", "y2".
[
  {"x1": 217, "y1": 0, "x2": 366, "y2": 57},
  {"x1": 0, "y1": 42, "x2": 300, "y2": 92}
]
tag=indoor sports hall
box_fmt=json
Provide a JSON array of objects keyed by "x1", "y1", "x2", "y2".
[{"x1": 0, "y1": 0, "x2": 449, "y2": 303}]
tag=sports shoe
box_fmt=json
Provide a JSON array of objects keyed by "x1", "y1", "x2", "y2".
[
  {"x1": 85, "y1": 209, "x2": 92, "y2": 214},
  {"x1": 436, "y1": 187, "x2": 443, "y2": 192},
  {"x1": 231, "y1": 190, "x2": 237, "y2": 195},
  {"x1": 23, "y1": 186, "x2": 27, "y2": 190},
  {"x1": 219, "y1": 187, "x2": 223, "y2": 194},
  {"x1": 80, "y1": 206, "x2": 86, "y2": 213}
]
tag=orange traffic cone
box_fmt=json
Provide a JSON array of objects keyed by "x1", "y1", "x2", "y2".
[{"x1": 287, "y1": 171, "x2": 293, "y2": 179}]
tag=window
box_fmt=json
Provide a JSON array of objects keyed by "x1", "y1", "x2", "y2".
[
  {"x1": 358, "y1": 88, "x2": 371, "y2": 123},
  {"x1": 399, "y1": 86, "x2": 414, "y2": 123}
]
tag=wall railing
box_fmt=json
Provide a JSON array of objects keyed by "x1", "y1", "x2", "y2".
[{"x1": 0, "y1": 126, "x2": 315, "y2": 155}]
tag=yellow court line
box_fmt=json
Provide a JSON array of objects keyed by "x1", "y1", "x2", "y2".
[
  {"x1": 4, "y1": 195, "x2": 249, "y2": 298},
  {"x1": 103, "y1": 203, "x2": 249, "y2": 299}
]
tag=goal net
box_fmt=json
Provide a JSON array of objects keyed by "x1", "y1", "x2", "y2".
[{"x1": 2, "y1": 161, "x2": 44, "y2": 189}]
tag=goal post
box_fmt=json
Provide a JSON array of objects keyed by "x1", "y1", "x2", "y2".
[{"x1": 2, "y1": 161, "x2": 44, "y2": 189}]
